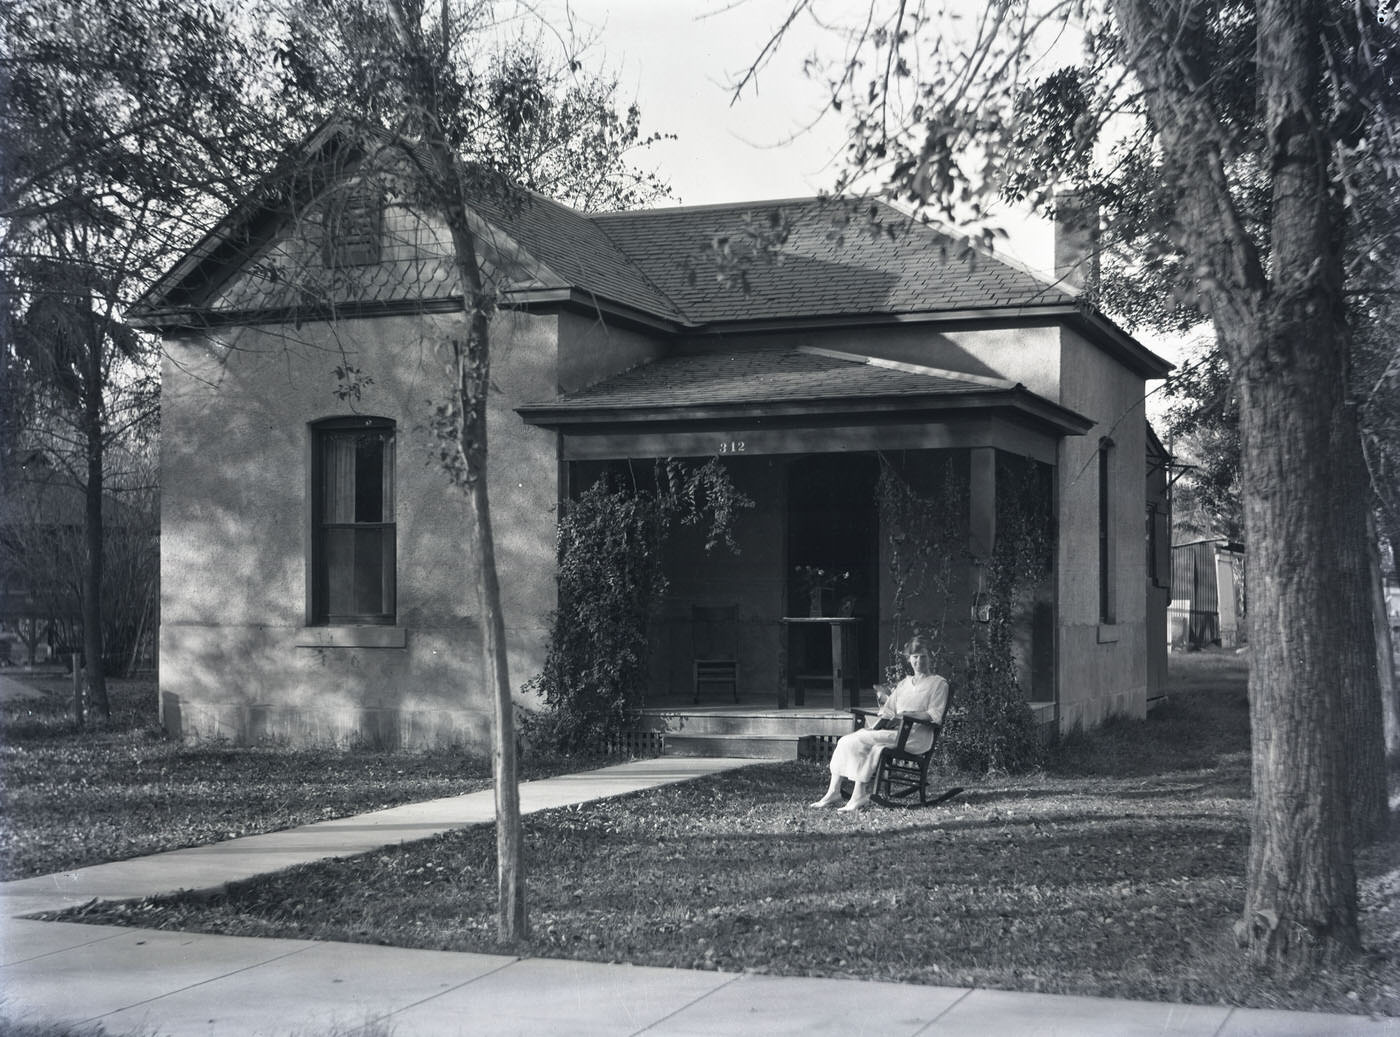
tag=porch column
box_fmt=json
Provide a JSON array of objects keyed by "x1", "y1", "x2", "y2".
[{"x1": 969, "y1": 446, "x2": 996, "y2": 560}]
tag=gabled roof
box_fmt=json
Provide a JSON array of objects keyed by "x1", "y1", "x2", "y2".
[
  {"x1": 130, "y1": 123, "x2": 687, "y2": 328},
  {"x1": 470, "y1": 190, "x2": 687, "y2": 323},
  {"x1": 0, "y1": 455, "x2": 148, "y2": 528},
  {"x1": 127, "y1": 123, "x2": 1171, "y2": 380},
  {"x1": 1146, "y1": 421, "x2": 1171, "y2": 460}
]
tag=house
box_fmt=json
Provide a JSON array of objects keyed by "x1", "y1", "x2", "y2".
[{"x1": 131, "y1": 125, "x2": 1172, "y2": 749}]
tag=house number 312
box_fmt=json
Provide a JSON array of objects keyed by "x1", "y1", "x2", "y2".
[{"x1": 718, "y1": 440, "x2": 746, "y2": 454}]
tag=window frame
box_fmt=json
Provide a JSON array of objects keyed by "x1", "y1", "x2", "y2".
[
  {"x1": 309, "y1": 415, "x2": 397, "y2": 627},
  {"x1": 1098, "y1": 437, "x2": 1117, "y2": 625}
]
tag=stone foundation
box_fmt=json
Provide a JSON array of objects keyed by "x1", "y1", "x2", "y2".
[{"x1": 160, "y1": 692, "x2": 490, "y2": 749}]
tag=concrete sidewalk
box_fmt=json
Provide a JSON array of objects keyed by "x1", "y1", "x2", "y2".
[
  {"x1": 0, "y1": 757, "x2": 751, "y2": 918},
  {"x1": 1, "y1": 758, "x2": 1395, "y2": 1037}
]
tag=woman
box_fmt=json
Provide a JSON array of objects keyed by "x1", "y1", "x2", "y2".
[{"x1": 810, "y1": 636, "x2": 949, "y2": 812}]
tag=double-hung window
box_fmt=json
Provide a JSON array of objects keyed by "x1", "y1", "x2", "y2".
[{"x1": 311, "y1": 417, "x2": 396, "y2": 625}]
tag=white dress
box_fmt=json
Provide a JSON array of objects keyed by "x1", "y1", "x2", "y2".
[{"x1": 828, "y1": 674, "x2": 949, "y2": 784}]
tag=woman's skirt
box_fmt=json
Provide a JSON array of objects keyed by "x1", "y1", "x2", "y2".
[{"x1": 829, "y1": 728, "x2": 899, "y2": 783}]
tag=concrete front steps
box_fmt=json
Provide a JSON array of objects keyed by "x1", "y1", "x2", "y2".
[{"x1": 631, "y1": 706, "x2": 858, "y2": 760}]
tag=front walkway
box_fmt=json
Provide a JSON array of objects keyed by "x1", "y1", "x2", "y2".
[
  {"x1": 0, "y1": 757, "x2": 752, "y2": 918},
  {"x1": 1, "y1": 756, "x2": 1393, "y2": 1036}
]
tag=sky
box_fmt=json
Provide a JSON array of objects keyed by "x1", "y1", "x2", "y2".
[
  {"x1": 543, "y1": 1, "x2": 1075, "y2": 278},
  {"x1": 558, "y1": 2, "x2": 850, "y2": 203},
  {"x1": 540, "y1": 2, "x2": 1198, "y2": 386}
]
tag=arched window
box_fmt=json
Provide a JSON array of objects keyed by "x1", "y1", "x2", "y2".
[{"x1": 310, "y1": 416, "x2": 396, "y2": 625}]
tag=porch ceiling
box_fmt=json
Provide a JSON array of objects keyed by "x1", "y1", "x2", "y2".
[{"x1": 516, "y1": 347, "x2": 1093, "y2": 462}]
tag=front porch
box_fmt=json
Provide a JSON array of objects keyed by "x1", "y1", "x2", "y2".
[
  {"x1": 522, "y1": 346, "x2": 1085, "y2": 756},
  {"x1": 632, "y1": 693, "x2": 876, "y2": 760},
  {"x1": 628, "y1": 687, "x2": 1058, "y2": 760}
]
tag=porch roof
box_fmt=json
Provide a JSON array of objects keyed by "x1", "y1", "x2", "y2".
[{"x1": 517, "y1": 346, "x2": 1094, "y2": 448}]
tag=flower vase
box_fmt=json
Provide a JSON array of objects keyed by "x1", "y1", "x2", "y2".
[{"x1": 808, "y1": 587, "x2": 825, "y2": 617}]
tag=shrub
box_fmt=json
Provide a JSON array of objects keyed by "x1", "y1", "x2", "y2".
[
  {"x1": 947, "y1": 627, "x2": 1042, "y2": 773},
  {"x1": 944, "y1": 456, "x2": 1052, "y2": 774}
]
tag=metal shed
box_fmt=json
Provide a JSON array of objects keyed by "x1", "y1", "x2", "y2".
[{"x1": 1170, "y1": 538, "x2": 1245, "y2": 650}]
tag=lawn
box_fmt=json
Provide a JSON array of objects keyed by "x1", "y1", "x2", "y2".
[
  {"x1": 39, "y1": 652, "x2": 1400, "y2": 1017},
  {"x1": 0, "y1": 673, "x2": 576, "y2": 881}
]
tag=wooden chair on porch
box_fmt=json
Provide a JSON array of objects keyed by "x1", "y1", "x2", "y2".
[
  {"x1": 850, "y1": 690, "x2": 963, "y2": 808},
  {"x1": 692, "y1": 604, "x2": 740, "y2": 703}
]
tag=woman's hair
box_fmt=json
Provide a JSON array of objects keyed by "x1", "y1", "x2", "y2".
[{"x1": 904, "y1": 635, "x2": 933, "y2": 657}]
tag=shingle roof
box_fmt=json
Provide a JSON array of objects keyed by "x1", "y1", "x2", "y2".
[
  {"x1": 593, "y1": 198, "x2": 1074, "y2": 324},
  {"x1": 520, "y1": 344, "x2": 1097, "y2": 433},
  {"x1": 526, "y1": 347, "x2": 1004, "y2": 411},
  {"x1": 472, "y1": 190, "x2": 686, "y2": 321},
  {"x1": 132, "y1": 124, "x2": 1080, "y2": 331},
  {"x1": 196, "y1": 177, "x2": 688, "y2": 323},
  {"x1": 518, "y1": 346, "x2": 1097, "y2": 436}
]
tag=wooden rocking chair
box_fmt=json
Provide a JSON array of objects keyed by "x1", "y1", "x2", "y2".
[{"x1": 850, "y1": 703, "x2": 963, "y2": 808}]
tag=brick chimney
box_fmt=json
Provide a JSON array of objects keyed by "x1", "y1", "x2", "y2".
[{"x1": 1052, "y1": 190, "x2": 1101, "y2": 294}]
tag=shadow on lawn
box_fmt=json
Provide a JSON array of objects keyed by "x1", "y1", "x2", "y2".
[
  {"x1": 39, "y1": 648, "x2": 1400, "y2": 1017},
  {"x1": 1041, "y1": 689, "x2": 1251, "y2": 781},
  {"x1": 0, "y1": 673, "x2": 159, "y2": 741}
]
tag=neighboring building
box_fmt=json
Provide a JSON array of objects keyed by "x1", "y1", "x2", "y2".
[
  {"x1": 1169, "y1": 538, "x2": 1246, "y2": 650},
  {"x1": 1146, "y1": 425, "x2": 1172, "y2": 700},
  {"x1": 0, "y1": 457, "x2": 78, "y2": 664},
  {"x1": 131, "y1": 124, "x2": 1172, "y2": 748},
  {"x1": 0, "y1": 455, "x2": 157, "y2": 670}
]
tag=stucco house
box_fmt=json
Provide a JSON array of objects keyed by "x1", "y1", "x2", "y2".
[{"x1": 132, "y1": 125, "x2": 1172, "y2": 750}]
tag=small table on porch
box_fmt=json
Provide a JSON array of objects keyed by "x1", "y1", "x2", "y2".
[{"x1": 777, "y1": 616, "x2": 861, "y2": 709}]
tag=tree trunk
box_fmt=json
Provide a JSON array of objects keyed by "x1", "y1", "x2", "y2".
[
  {"x1": 1235, "y1": 324, "x2": 1360, "y2": 964},
  {"x1": 1371, "y1": 512, "x2": 1399, "y2": 762},
  {"x1": 442, "y1": 196, "x2": 526, "y2": 944},
  {"x1": 1334, "y1": 420, "x2": 1389, "y2": 845},
  {"x1": 1111, "y1": 0, "x2": 1383, "y2": 967},
  {"x1": 442, "y1": 211, "x2": 526, "y2": 943},
  {"x1": 470, "y1": 475, "x2": 526, "y2": 940},
  {"x1": 82, "y1": 307, "x2": 110, "y2": 719},
  {"x1": 383, "y1": 0, "x2": 527, "y2": 943},
  {"x1": 1238, "y1": 0, "x2": 1380, "y2": 959}
]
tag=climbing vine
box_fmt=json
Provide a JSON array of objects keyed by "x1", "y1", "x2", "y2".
[
  {"x1": 876, "y1": 453, "x2": 969, "y2": 680},
  {"x1": 953, "y1": 457, "x2": 1055, "y2": 774},
  {"x1": 524, "y1": 459, "x2": 752, "y2": 753},
  {"x1": 877, "y1": 452, "x2": 1054, "y2": 774}
]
